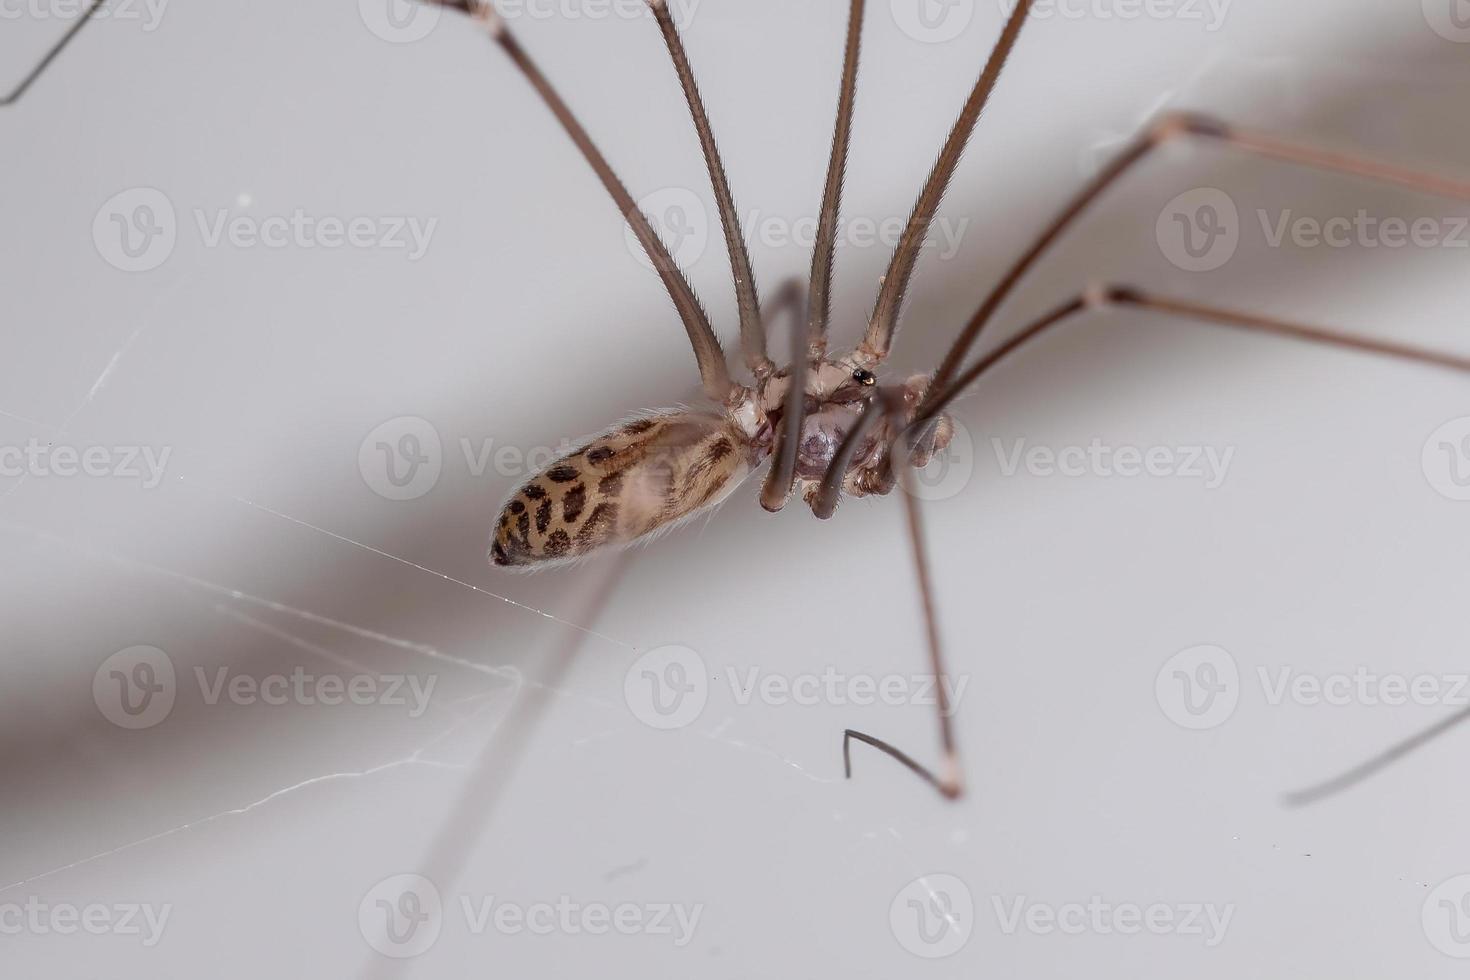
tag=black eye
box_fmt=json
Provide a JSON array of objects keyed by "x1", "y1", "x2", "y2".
[{"x1": 851, "y1": 368, "x2": 876, "y2": 386}]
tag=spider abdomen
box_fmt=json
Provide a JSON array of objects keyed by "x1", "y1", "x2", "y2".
[{"x1": 490, "y1": 410, "x2": 755, "y2": 569}]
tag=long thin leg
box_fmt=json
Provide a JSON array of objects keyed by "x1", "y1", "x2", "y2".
[
  {"x1": 918, "y1": 283, "x2": 1470, "y2": 426},
  {"x1": 831, "y1": 392, "x2": 963, "y2": 799},
  {"x1": 919, "y1": 113, "x2": 1470, "y2": 417},
  {"x1": 1, "y1": 0, "x2": 104, "y2": 106},
  {"x1": 806, "y1": 0, "x2": 866, "y2": 362},
  {"x1": 427, "y1": 0, "x2": 734, "y2": 403},
  {"x1": 760, "y1": 279, "x2": 809, "y2": 511},
  {"x1": 860, "y1": 0, "x2": 1036, "y2": 363},
  {"x1": 648, "y1": 0, "x2": 769, "y2": 377}
]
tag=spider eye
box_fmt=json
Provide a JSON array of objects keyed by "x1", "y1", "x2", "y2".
[{"x1": 851, "y1": 368, "x2": 877, "y2": 386}]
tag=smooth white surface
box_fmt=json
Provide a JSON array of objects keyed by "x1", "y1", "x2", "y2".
[{"x1": 4, "y1": 1, "x2": 1470, "y2": 976}]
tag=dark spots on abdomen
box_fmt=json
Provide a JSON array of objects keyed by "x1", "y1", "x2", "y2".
[
  {"x1": 535, "y1": 497, "x2": 552, "y2": 534},
  {"x1": 624, "y1": 418, "x2": 657, "y2": 435},
  {"x1": 546, "y1": 464, "x2": 580, "y2": 483},
  {"x1": 706, "y1": 437, "x2": 733, "y2": 464},
  {"x1": 587, "y1": 446, "x2": 614, "y2": 465},
  {"x1": 522, "y1": 484, "x2": 548, "y2": 500},
  {"x1": 509, "y1": 499, "x2": 525, "y2": 515},
  {"x1": 598, "y1": 471, "x2": 623, "y2": 497},
  {"x1": 515, "y1": 510, "x2": 530, "y2": 543},
  {"x1": 576, "y1": 502, "x2": 617, "y2": 546},
  {"x1": 563, "y1": 483, "x2": 586, "y2": 523},
  {"x1": 544, "y1": 530, "x2": 571, "y2": 558}
]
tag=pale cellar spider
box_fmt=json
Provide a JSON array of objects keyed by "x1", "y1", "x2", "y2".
[{"x1": 426, "y1": 0, "x2": 1470, "y2": 800}]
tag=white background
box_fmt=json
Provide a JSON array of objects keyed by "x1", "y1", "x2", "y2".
[{"x1": 4, "y1": 0, "x2": 1470, "y2": 976}]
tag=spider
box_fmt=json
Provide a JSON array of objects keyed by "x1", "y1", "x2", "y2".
[{"x1": 430, "y1": 0, "x2": 1470, "y2": 800}]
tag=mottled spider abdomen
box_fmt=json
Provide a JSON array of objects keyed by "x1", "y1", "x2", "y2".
[{"x1": 490, "y1": 411, "x2": 756, "y2": 569}]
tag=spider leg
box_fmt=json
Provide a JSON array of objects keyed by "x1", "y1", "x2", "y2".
[
  {"x1": 826, "y1": 391, "x2": 964, "y2": 800},
  {"x1": 760, "y1": 279, "x2": 811, "y2": 512},
  {"x1": 861, "y1": 0, "x2": 1038, "y2": 364},
  {"x1": 806, "y1": 0, "x2": 867, "y2": 362},
  {"x1": 920, "y1": 113, "x2": 1470, "y2": 417},
  {"x1": 423, "y1": 0, "x2": 735, "y2": 403},
  {"x1": 1, "y1": 0, "x2": 104, "y2": 106},
  {"x1": 918, "y1": 283, "x2": 1470, "y2": 427},
  {"x1": 648, "y1": 0, "x2": 769, "y2": 377}
]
